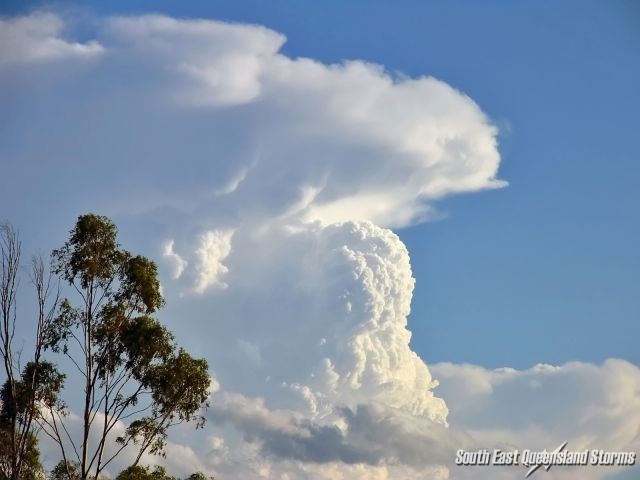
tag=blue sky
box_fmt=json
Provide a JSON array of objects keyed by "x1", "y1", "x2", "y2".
[
  {"x1": 3, "y1": 0, "x2": 638, "y2": 369},
  {"x1": 1, "y1": 2, "x2": 639, "y2": 478}
]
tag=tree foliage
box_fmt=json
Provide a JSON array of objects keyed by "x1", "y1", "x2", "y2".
[
  {"x1": 49, "y1": 460, "x2": 81, "y2": 480},
  {"x1": 114, "y1": 466, "x2": 214, "y2": 480},
  {"x1": 1, "y1": 362, "x2": 63, "y2": 480},
  {"x1": 184, "y1": 473, "x2": 214, "y2": 480},
  {"x1": 115, "y1": 465, "x2": 176, "y2": 480},
  {"x1": 0, "y1": 426, "x2": 42, "y2": 480}
]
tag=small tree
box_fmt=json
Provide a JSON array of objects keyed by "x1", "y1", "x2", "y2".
[
  {"x1": 40, "y1": 214, "x2": 210, "y2": 480},
  {"x1": 115, "y1": 465, "x2": 176, "y2": 480},
  {"x1": 115, "y1": 467, "x2": 214, "y2": 480},
  {"x1": 184, "y1": 473, "x2": 214, "y2": 480},
  {"x1": 49, "y1": 460, "x2": 81, "y2": 480},
  {"x1": 1, "y1": 223, "x2": 60, "y2": 480}
]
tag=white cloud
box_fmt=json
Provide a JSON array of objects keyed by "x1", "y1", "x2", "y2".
[
  {"x1": 159, "y1": 360, "x2": 639, "y2": 480},
  {"x1": 162, "y1": 239, "x2": 188, "y2": 279},
  {"x1": 189, "y1": 221, "x2": 447, "y2": 425},
  {"x1": 0, "y1": 12, "x2": 103, "y2": 69},
  {"x1": 193, "y1": 228, "x2": 234, "y2": 292},
  {"x1": 103, "y1": 15, "x2": 286, "y2": 107},
  {"x1": 432, "y1": 359, "x2": 640, "y2": 479}
]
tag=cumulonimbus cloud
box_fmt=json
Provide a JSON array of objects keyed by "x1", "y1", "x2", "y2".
[{"x1": 1, "y1": 11, "x2": 637, "y2": 480}]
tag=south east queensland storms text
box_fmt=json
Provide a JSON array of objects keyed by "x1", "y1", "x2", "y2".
[{"x1": 455, "y1": 449, "x2": 636, "y2": 467}]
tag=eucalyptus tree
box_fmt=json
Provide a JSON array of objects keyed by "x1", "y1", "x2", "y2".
[{"x1": 41, "y1": 214, "x2": 210, "y2": 480}]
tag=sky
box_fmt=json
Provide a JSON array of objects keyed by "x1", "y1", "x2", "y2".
[{"x1": 0, "y1": 1, "x2": 639, "y2": 479}]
